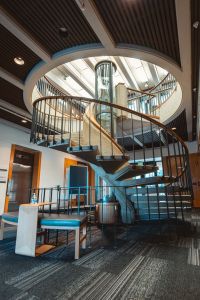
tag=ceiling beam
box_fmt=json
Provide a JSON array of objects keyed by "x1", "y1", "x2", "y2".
[
  {"x1": 114, "y1": 57, "x2": 140, "y2": 90},
  {"x1": 141, "y1": 61, "x2": 159, "y2": 86},
  {"x1": 0, "y1": 67, "x2": 24, "y2": 90},
  {"x1": 0, "y1": 98, "x2": 32, "y2": 120},
  {"x1": 175, "y1": 0, "x2": 192, "y2": 140},
  {"x1": 48, "y1": 69, "x2": 83, "y2": 97},
  {"x1": 84, "y1": 58, "x2": 95, "y2": 71},
  {"x1": 75, "y1": 0, "x2": 115, "y2": 50},
  {"x1": 45, "y1": 75, "x2": 70, "y2": 96},
  {"x1": 0, "y1": 8, "x2": 51, "y2": 63},
  {"x1": 59, "y1": 65, "x2": 95, "y2": 97},
  {"x1": 0, "y1": 117, "x2": 31, "y2": 133},
  {"x1": 148, "y1": 64, "x2": 160, "y2": 84}
]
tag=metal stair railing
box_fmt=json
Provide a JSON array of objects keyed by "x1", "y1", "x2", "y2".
[
  {"x1": 31, "y1": 95, "x2": 193, "y2": 221},
  {"x1": 128, "y1": 73, "x2": 177, "y2": 116}
]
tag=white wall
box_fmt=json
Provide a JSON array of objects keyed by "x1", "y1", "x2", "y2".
[{"x1": 0, "y1": 121, "x2": 79, "y2": 215}]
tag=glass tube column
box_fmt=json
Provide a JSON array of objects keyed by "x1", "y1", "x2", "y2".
[{"x1": 95, "y1": 60, "x2": 117, "y2": 137}]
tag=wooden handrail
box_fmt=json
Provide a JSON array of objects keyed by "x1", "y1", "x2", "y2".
[{"x1": 33, "y1": 95, "x2": 189, "y2": 154}]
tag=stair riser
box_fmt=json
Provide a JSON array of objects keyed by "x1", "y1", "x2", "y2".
[
  {"x1": 135, "y1": 207, "x2": 190, "y2": 213},
  {"x1": 126, "y1": 187, "x2": 187, "y2": 195},
  {"x1": 130, "y1": 196, "x2": 191, "y2": 202},
  {"x1": 138, "y1": 214, "x2": 177, "y2": 221}
]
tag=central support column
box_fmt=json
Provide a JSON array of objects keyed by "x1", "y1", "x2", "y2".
[{"x1": 95, "y1": 60, "x2": 117, "y2": 137}]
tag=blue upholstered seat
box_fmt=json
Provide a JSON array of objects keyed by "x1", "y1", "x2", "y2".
[
  {"x1": 2, "y1": 212, "x2": 19, "y2": 223},
  {"x1": 40, "y1": 214, "x2": 87, "y2": 227},
  {"x1": 2, "y1": 212, "x2": 87, "y2": 228}
]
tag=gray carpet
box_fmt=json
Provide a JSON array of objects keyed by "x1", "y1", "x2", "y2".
[{"x1": 1, "y1": 213, "x2": 200, "y2": 300}]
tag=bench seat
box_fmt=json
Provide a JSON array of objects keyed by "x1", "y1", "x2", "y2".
[
  {"x1": 40, "y1": 213, "x2": 87, "y2": 259},
  {"x1": 40, "y1": 214, "x2": 87, "y2": 227},
  {"x1": 2, "y1": 212, "x2": 19, "y2": 224},
  {"x1": 1, "y1": 211, "x2": 87, "y2": 259}
]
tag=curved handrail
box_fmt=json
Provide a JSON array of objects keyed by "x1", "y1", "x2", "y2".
[
  {"x1": 33, "y1": 95, "x2": 188, "y2": 152},
  {"x1": 31, "y1": 94, "x2": 192, "y2": 223},
  {"x1": 31, "y1": 94, "x2": 193, "y2": 217},
  {"x1": 127, "y1": 73, "x2": 177, "y2": 116}
]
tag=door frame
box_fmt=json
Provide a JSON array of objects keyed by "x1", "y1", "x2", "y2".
[{"x1": 4, "y1": 144, "x2": 42, "y2": 212}]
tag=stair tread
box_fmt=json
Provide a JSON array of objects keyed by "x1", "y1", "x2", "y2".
[
  {"x1": 113, "y1": 164, "x2": 158, "y2": 181},
  {"x1": 67, "y1": 145, "x2": 99, "y2": 164},
  {"x1": 126, "y1": 186, "x2": 188, "y2": 195},
  {"x1": 118, "y1": 176, "x2": 176, "y2": 187},
  {"x1": 96, "y1": 155, "x2": 129, "y2": 174}
]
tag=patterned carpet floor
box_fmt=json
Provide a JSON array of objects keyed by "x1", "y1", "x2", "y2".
[{"x1": 1, "y1": 213, "x2": 200, "y2": 300}]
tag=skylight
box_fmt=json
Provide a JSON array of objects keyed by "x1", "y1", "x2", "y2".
[{"x1": 46, "y1": 56, "x2": 169, "y2": 98}]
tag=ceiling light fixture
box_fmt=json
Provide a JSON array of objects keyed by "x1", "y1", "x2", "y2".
[
  {"x1": 21, "y1": 119, "x2": 27, "y2": 123},
  {"x1": 171, "y1": 127, "x2": 176, "y2": 130},
  {"x1": 193, "y1": 21, "x2": 199, "y2": 29},
  {"x1": 14, "y1": 57, "x2": 25, "y2": 65},
  {"x1": 58, "y1": 27, "x2": 69, "y2": 38}
]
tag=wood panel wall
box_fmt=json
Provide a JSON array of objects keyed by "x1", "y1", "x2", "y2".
[{"x1": 189, "y1": 153, "x2": 200, "y2": 207}]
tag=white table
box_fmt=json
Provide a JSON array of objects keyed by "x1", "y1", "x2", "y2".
[{"x1": 15, "y1": 202, "x2": 55, "y2": 257}]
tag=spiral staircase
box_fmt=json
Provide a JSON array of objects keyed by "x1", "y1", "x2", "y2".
[{"x1": 30, "y1": 76, "x2": 193, "y2": 224}]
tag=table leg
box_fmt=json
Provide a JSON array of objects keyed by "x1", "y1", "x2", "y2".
[
  {"x1": 82, "y1": 224, "x2": 87, "y2": 249},
  {"x1": 0, "y1": 221, "x2": 4, "y2": 240},
  {"x1": 75, "y1": 228, "x2": 80, "y2": 259}
]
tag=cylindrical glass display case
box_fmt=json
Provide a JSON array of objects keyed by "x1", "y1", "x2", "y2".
[{"x1": 95, "y1": 61, "x2": 117, "y2": 137}]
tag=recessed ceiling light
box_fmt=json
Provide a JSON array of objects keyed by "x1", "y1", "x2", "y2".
[
  {"x1": 193, "y1": 21, "x2": 199, "y2": 29},
  {"x1": 14, "y1": 57, "x2": 25, "y2": 65},
  {"x1": 58, "y1": 27, "x2": 69, "y2": 38},
  {"x1": 171, "y1": 127, "x2": 176, "y2": 130},
  {"x1": 21, "y1": 119, "x2": 27, "y2": 123}
]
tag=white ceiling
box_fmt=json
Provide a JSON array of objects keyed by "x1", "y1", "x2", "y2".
[{"x1": 46, "y1": 56, "x2": 168, "y2": 99}]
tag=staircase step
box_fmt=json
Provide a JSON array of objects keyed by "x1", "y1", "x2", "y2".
[
  {"x1": 96, "y1": 155, "x2": 129, "y2": 173},
  {"x1": 67, "y1": 145, "x2": 99, "y2": 164},
  {"x1": 113, "y1": 164, "x2": 158, "y2": 181},
  {"x1": 48, "y1": 139, "x2": 70, "y2": 152},
  {"x1": 70, "y1": 131, "x2": 84, "y2": 145},
  {"x1": 137, "y1": 213, "x2": 177, "y2": 221},
  {"x1": 133, "y1": 201, "x2": 191, "y2": 208},
  {"x1": 36, "y1": 139, "x2": 48, "y2": 147},
  {"x1": 130, "y1": 195, "x2": 192, "y2": 202},
  {"x1": 118, "y1": 176, "x2": 176, "y2": 187},
  {"x1": 136, "y1": 207, "x2": 186, "y2": 213},
  {"x1": 126, "y1": 186, "x2": 187, "y2": 195}
]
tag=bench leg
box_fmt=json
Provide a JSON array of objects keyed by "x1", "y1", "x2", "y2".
[
  {"x1": 75, "y1": 228, "x2": 80, "y2": 260},
  {"x1": 0, "y1": 221, "x2": 5, "y2": 241},
  {"x1": 82, "y1": 224, "x2": 86, "y2": 249}
]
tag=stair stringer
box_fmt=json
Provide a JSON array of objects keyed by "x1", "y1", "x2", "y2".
[{"x1": 90, "y1": 163, "x2": 135, "y2": 224}]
